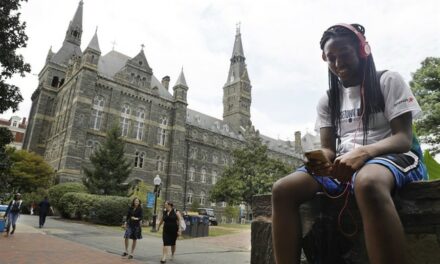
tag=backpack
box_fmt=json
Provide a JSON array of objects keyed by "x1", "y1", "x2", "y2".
[{"x1": 10, "y1": 200, "x2": 22, "y2": 213}]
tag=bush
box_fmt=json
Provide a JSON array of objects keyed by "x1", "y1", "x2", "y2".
[
  {"x1": 48, "y1": 182, "x2": 87, "y2": 210},
  {"x1": 58, "y1": 192, "x2": 96, "y2": 219},
  {"x1": 57, "y1": 192, "x2": 131, "y2": 225},
  {"x1": 20, "y1": 188, "x2": 49, "y2": 215},
  {"x1": 90, "y1": 196, "x2": 131, "y2": 225}
]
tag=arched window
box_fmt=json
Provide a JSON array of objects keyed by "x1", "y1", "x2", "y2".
[
  {"x1": 212, "y1": 171, "x2": 217, "y2": 185},
  {"x1": 85, "y1": 140, "x2": 100, "y2": 158},
  {"x1": 156, "y1": 156, "x2": 165, "y2": 172},
  {"x1": 51, "y1": 76, "x2": 59, "y2": 87},
  {"x1": 200, "y1": 191, "x2": 206, "y2": 205},
  {"x1": 135, "y1": 108, "x2": 145, "y2": 141},
  {"x1": 120, "y1": 104, "x2": 130, "y2": 137},
  {"x1": 90, "y1": 96, "x2": 104, "y2": 130},
  {"x1": 189, "y1": 167, "x2": 195, "y2": 181},
  {"x1": 201, "y1": 168, "x2": 206, "y2": 183},
  {"x1": 187, "y1": 190, "x2": 193, "y2": 204},
  {"x1": 212, "y1": 154, "x2": 218, "y2": 164},
  {"x1": 134, "y1": 151, "x2": 145, "y2": 168}
]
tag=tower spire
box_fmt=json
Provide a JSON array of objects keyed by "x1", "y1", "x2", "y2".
[
  {"x1": 223, "y1": 24, "x2": 252, "y2": 130},
  {"x1": 64, "y1": 0, "x2": 83, "y2": 45},
  {"x1": 175, "y1": 67, "x2": 188, "y2": 87},
  {"x1": 86, "y1": 27, "x2": 100, "y2": 52}
]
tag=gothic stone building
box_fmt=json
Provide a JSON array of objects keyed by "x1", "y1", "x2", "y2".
[{"x1": 23, "y1": 1, "x2": 304, "y2": 210}]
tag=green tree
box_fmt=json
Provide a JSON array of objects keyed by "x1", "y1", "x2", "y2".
[
  {"x1": 5, "y1": 148, "x2": 55, "y2": 193},
  {"x1": 83, "y1": 125, "x2": 132, "y2": 195},
  {"x1": 0, "y1": 0, "x2": 31, "y2": 113},
  {"x1": 210, "y1": 136, "x2": 293, "y2": 206},
  {"x1": 190, "y1": 199, "x2": 201, "y2": 212},
  {"x1": 410, "y1": 57, "x2": 440, "y2": 154},
  {"x1": 0, "y1": 128, "x2": 13, "y2": 193}
]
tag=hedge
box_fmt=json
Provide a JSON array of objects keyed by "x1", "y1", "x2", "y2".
[
  {"x1": 48, "y1": 182, "x2": 88, "y2": 210},
  {"x1": 58, "y1": 192, "x2": 131, "y2": 225}
]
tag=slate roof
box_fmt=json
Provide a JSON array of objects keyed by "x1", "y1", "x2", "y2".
[{"x1": 97, "y1": 50, "x2": 173, "y2": 100}]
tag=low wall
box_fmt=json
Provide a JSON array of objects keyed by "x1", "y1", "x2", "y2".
[{"x1": 251, "y1": 180, "x2": 440, "y2": 264}]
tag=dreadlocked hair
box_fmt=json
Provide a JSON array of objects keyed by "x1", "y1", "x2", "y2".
[{"x1": 319, "y1": 24, "x2": 385, "y2": 145}]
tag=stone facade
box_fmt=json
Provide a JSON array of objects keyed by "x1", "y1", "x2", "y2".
[{"x1": 23, "y1": 1, "x2": 307, "y2": 211}]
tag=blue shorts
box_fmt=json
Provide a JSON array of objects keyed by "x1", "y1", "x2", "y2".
[{"x1": 298, "y1": 151, "x2": 427, "y2": 195}]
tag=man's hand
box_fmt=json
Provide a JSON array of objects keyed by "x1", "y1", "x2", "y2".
[
  {"x1": 331, "y1": 147, "x2": 371, "y2": 182},
  {"x1": 304, "y1": 149, "x2": 333, "y2": 176}
]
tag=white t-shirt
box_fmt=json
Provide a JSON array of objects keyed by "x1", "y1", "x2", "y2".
[{"x1": 315, "y1": 71, "x2": 422, "y2": 155}]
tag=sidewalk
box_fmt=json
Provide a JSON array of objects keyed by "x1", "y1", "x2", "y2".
[{"x1": 0, "y1": 223, "x2": 143, "y2": 264}]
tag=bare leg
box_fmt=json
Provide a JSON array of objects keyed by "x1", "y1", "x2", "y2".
[
  {"x1": 131, "y1": 239, "x2": 137, "y2": 255},
  {"x1": 171, "y1": 245, "x2": 176, "y2": 258},
  {"x1": 162, "y1": 246, "x2": 170, "y2": 261},
  {"x1": 354, "y1": 164, "x2": 407, "y2": 264},
  {"x1": 124, "y1": 238, "x2": 129, "y2": 252},
  {"x1": 272, "y1": 172, "x2": 320, "y2": 264}
]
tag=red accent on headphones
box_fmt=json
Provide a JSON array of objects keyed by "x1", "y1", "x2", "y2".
[{"x1": 333, "y1": 23, "x2": 371, "y2": 59}]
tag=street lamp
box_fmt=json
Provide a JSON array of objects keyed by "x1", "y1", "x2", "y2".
[{"x1": 151, "y1": 175, "x2": 162, "y2": 232}]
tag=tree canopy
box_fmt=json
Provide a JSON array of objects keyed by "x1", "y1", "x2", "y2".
[
  {"x1": 2, "y1": 148, "x2": 55, "y2": 194},
  {"x1": 83, "y1": 125, "x2": 132, "y2": 196},
  {"x1": 210, "y1": 136, "x2": 293, "y2": 206},
  {"x1": 410, "y1": 57, "x2": 440, "y2": 154},
  {"x1": 0, "y1": 0, "x2": 31, "y2": 113}
]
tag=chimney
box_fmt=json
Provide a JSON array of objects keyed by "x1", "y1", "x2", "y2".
[
  {"x1": 294, "y1": 131, "x2": 302, "y2": 152},
  {"x1": 161, "y1": 76, "x2": 170, "y2": 90},
  {"x1": 22, "y1": 117, "x2": 27, "y2": 125}
]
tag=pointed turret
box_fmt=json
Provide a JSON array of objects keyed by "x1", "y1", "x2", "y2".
[
  {"x1": 175, "y1": 67, "x2": 188, "y2": 87},
  {"x1": 173, "y1": 68, "x2": 188, "y2": 103},
  {"x1": 83, "y1": 28, "x2": 101, "y2": 66},
  {"x1": 85, "y1": 28, "x2": 100, "y2": 53},
  {"x1": 222, "y1": 24, "x2": 252, "y2": 130},
  {"x1": 64, "y1": 0, "x2": 83, "y2": 46},
  {"x1": 46, "y1": 46, "x2": 54, "y2": 62}
]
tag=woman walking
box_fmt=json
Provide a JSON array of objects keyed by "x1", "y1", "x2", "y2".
[
  {"x1": 157, "y1": 201, "x2": 183, "y2": 263},
  {"x1": 122, "y1": 197, "x2": 143, "y2": 259}
]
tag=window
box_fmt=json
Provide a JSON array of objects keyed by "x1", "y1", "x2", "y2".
[
  {"x1": 90, "y1": 96, "x2": 104, "y2": 130},
  {"x1": 135, "y1": 108, "x2": 145, "y2": 141},
  {"x1": 187, "y1": 190, "x2": 193, "y2": 204},
  {"x1": 157, "y1": 116, "x2": 167, "y2": 146},
  {"x1": 120, "y1": 104, "x2": 130, "y2": 137},
  {"x1": 189, "y1": 148, "x2": 197, "y2": 159},
  {"x1": 212, "y1": 171, "x2": 217, "y2": 184},
  {"x1": 212, "y1": 154, "x2": 218, "y2": 164},
  {"x1": 156, "y1": 156, "x2": 165, "y2": 172},
  {"x1": 85, "y1": 140, "x2": 100, "y2": 158},
  {"x1": 211, "y1": 202, "x2": 216, "y2": 207},
  {"x1": 200, "y1": 191, "x2": 206, "y2": 205},
  {"x1": 189, "y1": 167, "x2": 195, "y2": 181},
  {"x1": 221, "y1": 201, "x2": 227, "y2": 208},
  {"x1": 134, "y1": 151, "x2": 145, "y2": 168},
  {"x1": 158, "y1": 128, "x2": 166, "y2": 145},
  {"x1": 201, "y1": 168, "x2": 206, "y2": 183},
  {"x1": 12, "y1": 121, "x2": 18, "y2": 127}
]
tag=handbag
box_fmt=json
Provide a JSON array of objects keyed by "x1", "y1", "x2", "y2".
[{"x1": 179, "y1": 218, "x2": 186, "y2": 231}]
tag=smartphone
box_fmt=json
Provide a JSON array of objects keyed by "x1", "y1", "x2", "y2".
[{"x1": 304, "y1": 149, "x2": 330, "y2": 164}]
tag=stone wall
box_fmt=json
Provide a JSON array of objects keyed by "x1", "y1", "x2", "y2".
[{"x1": 251, "y1": 180, "x2": 440, "y2": 264}]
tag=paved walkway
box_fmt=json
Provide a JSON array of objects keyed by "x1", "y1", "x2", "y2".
[{"x1": 0, "y1": 224, "x2": 143, "y2": 264}]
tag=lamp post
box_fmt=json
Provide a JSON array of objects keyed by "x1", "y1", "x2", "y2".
[{"x1": 151, "y1": 175, "x2": 162, "y2": 232}]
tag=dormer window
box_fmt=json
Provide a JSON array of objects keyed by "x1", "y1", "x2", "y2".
[{"x1": 139, "y1": 61, "x2": 143, "y2": 66}]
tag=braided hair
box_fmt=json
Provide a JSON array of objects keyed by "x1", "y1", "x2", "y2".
[{"x1": 319, "y1": 24, "x2": 384, "y2": 145}]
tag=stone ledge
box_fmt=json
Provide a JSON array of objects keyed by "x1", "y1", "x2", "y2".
[{"x1": 251, "y1": 180, "x2": 440, "y2": 264}]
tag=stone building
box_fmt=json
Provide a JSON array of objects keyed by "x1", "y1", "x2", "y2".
[
  {"x1": 23, "y1": 1, "x2": 307, "y2": 210},
  {"x1": 0, "y1": 116, "x2": 27, "y2": 149}
]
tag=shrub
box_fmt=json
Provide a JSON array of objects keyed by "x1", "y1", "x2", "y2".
[
  {"x1": 49, "y1": 182, "x2": 87, "y2": 210},
  {"x1": 20, "y1": 188, "x2": 49, "y2": 215},
  {"x1": 58, "y1": 192, "x2": 96, "y2": 219},
  {"x1": 90, "y1": 195, "x2": 131, "y2": 225},
  {"x1": 57, "y1": 192, "x2": 131, "y2": 225}
]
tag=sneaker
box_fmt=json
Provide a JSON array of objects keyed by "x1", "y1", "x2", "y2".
[
  {"x1": 128, "y1": 255, "x2": 133, "y2": 259},
  {"x1": 121, "y1": 252, "x2": 128, "y2": 257},
  {"x1": 10, "y1": 230, "x2": 14, "y2": 235}
]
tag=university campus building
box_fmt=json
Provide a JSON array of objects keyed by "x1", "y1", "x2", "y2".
[{"x1": 23, "y1": 1, "x2": 310, "y2": 212}]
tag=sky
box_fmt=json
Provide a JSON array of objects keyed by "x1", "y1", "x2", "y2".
[{"x1": 2, "y1": 0, "x2": 440, "y2": 142}]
